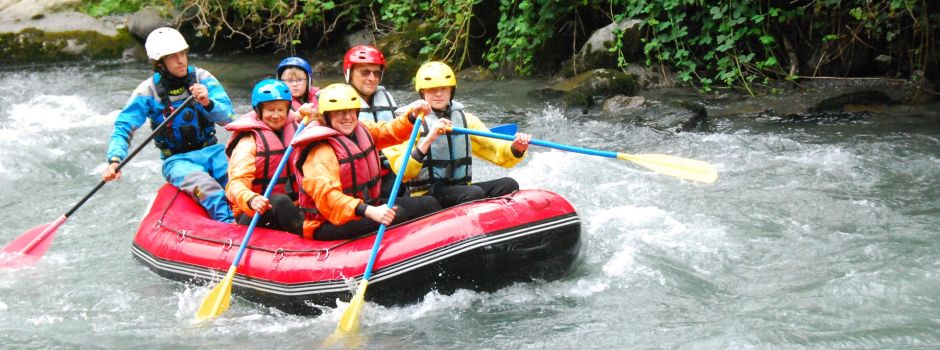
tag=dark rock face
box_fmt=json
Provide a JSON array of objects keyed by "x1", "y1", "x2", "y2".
[
  {"x1": 811, "y1": 90, "x2": 897, "y2": 112},
  {"x1": 597, "y1": 98, "x2": 709, "y2": 133},
  {"x1": 382, "y1": 53, "x2": 421, "y2": 88}
]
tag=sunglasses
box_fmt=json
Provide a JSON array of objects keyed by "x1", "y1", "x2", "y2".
[{"x1": 356, "y1": 69, "x2": 383, "y2": 78}]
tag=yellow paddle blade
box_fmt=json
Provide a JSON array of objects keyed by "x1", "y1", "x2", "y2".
[
  {"x1": 334, "y1": 280, "x2": 369, "y2": 335},
  {"x1": 618, "y1": 153, "x2": 718, "y2": 184},
  {"x1": 195, "y1": 265, "x2": 236, "y2": 321}
]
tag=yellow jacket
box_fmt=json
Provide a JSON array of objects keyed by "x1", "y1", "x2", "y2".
[
  {"x1": 299, "y1": 115, "x2": 415, "y2": 238},
  {"x1": 383, "y1": 112, "x2": 525, "y2": 195}
]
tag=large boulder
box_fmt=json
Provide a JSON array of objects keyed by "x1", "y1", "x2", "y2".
[
  {"x1": 0, "y1": 0, "x2": 137, "y2": 64},
  {"x1": 0, "y1": 0, "x2": 80, "y2": 19},
  {"x1": 558, "y1": 19, "x2": 644, "y2": 77},
  {"x1": 529, "y1": 68, "x2": 637, "y2": 107},
  {"x1": 126, "y1": 7, "x2": 169, "y2": 44}
]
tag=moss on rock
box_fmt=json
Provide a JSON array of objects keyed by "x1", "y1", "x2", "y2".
[
  {"x1": 377, "y1": 22, "x2": 434, "y2": 58},
  {"x1": 0, "y1": 27, "x2": 137, "y2": 64},
  {"x1": 383, "y1": 53, "x2": 421, "y2": 88},
  {"x1": 548, "y1": 69, "x2": 638, "y2": 107}
]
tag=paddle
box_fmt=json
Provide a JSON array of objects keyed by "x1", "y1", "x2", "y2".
[
  {"x1": 489, "y1": 123, "x2": 518, "y2": 135},
  {"x1": 0, "y1": 96, "x2": 197, "y2": 269},
  {"x1": 196, "y1": 114, "x2": 311, "y2": 321},
  {"x1": 332, "y1": 112, "x2": 426, "y2": 336},
  {"x1": 449, "y1": 126, "x2": 718, "y2": 184}
]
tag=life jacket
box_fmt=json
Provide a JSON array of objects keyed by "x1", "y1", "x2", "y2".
[
  {"x1": 356, "y1": 86, "x2": 396, "y2": 123},
  {"x1": 356, "y1": 86, "x2": 397, "y2": 174},
  {"x1": 149, "y1": 67, "x2": 218, "y2": 158},
  {"x1": 224, "y1": 111, "x2": 301, "y2": 202},
  {"x1": 290, "y1": 86, "x2": 320, "y2": 112},
  {"x1": 410, "y1": 101, "x2": 473, "y2": 194},
  {"x1": 293, "y1": 123, "x2": 383, "y2": 238}
]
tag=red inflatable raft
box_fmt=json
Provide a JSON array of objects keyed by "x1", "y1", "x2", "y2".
[{"x1": 132, "y1": 184, "x2": 581, "y2": 314}]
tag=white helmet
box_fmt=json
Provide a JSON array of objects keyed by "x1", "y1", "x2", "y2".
[{"x1": 145, "y1": 27, "x2": 189, "y2": 61}]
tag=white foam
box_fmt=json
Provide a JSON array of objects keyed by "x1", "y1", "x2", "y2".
[
  {"x1": 602, "y1": 244, "x2": 637, "y2": 277},
  {"x1": 5, "y1": 95, "x2": 112, "y2": 131},
  {"x1": 537, "y1": 104, "x2": 567, "y2": 123},
  {"x1": 176, "y1": 284, "x2": 212, "y2": 321},
  {"x1": 567, "y1": 277, "x2": 610, "y2": 297},
  {"x1": 26, "y1": 314, "x2": 63, "y2": 325}
]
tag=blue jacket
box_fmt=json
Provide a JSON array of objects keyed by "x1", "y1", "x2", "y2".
[{"x1": 107, "y1": 66, "x2": 234, "y2": 161}]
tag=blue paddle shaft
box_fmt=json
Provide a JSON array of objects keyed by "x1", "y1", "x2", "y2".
[
  {"x1": 361, "y1": 114, "x2": 424, "y2": 282},
  {"x1": 231, "y1": 120, "x2": 309, "y2": 267},
  {"x1": 450, "y1": 126, "x2": 619, "y2": 159}
]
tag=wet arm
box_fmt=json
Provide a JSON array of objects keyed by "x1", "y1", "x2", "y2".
[
  {"x1": 105, "y1": 94, "x2": 151, "y2": 162},
  {"x1": 198, "y1": 72, "x2": 234, "y2": 125}
]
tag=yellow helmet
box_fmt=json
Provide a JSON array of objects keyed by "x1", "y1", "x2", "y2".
[
  {"x1": 318, "y1": 83, "x2": 361, "y2": 114},
  {"x1": 414, "y1": 61, "x2": 457, "y2": 92}
]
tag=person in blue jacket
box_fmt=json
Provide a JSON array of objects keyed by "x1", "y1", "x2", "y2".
[{"x1": 101, "y1": 27, "x2": 235, "y2": 222}]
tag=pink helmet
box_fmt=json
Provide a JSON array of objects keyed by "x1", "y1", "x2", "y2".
[{"x1": 343, "y1": 45, "x2": 386, "y2": 83}]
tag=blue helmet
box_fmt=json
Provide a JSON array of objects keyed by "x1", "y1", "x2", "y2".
[
  {"x1": 276, "y1": 57, "x2": 312, "y2": 79},
  {"x1": 251, "y1": 79, "x2": 292, "y2": 110}
]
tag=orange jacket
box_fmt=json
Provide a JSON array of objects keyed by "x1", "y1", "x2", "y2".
[
  {"x1": 226, "y1": 136, "x2": 262, "y2": 218},
  {"x1": 298, "y1": 115, "x2": 415, "y2": 238},
  {"x1": 224, "y1": 112, "x2": 299, "y2": 218}
]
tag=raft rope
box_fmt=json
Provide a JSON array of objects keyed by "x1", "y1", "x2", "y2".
[
  {"x1": 150, "y1": 187, "x2": 521, "y2": 255},
  {"x1": 152, "y1": 188, "x2": 338, "y2": 255}
]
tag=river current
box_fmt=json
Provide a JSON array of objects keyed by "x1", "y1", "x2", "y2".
[{"x1": 1, "y1": 56, "x2": 939, "y2": 349}]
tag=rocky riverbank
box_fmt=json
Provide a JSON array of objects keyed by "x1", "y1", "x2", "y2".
[{"x1": 2, "y1": 0, "x2": 935, "y2": 131}]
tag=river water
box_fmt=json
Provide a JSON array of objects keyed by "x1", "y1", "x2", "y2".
[{"x1": 1, "y1": 56, "x2": 940, "y2": 349}]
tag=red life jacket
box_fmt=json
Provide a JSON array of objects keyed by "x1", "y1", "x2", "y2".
[
  {"x1": 292, "y1": 123, "x2": 383, "y2": 237},
  {"x1": 291, "y1": 86, "x2": 320, "y2": 112},
  {"x1": 224, "y1": 111, "x2": 300, "y2": 199}
]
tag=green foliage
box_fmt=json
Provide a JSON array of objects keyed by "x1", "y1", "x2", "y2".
[
  {"x1": 82, "y1": 0, "x2": 152, "y2": 17},
  {"x1": 621, "y1": 0, "x2": 793, "y2": 93},
  {"x1": 614, "y1": 0, "x2": 935, "y2": 93},
  {"x1": 483, "y1": 0, "x2": 581, "y2": 76},
  {"x1": 180, "y1": 0, "x2": 367, "y2": 51},
  {"x1": 379, "y1": 0, "x2": 479, "y2": 68},
  {"x1": 91, "y1": 0, "x2": 935, "y2": 92}
]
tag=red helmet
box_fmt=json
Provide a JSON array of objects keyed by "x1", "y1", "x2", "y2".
[{"x1": 343, "y1": 45, "x2": 386, "y2": 83}]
